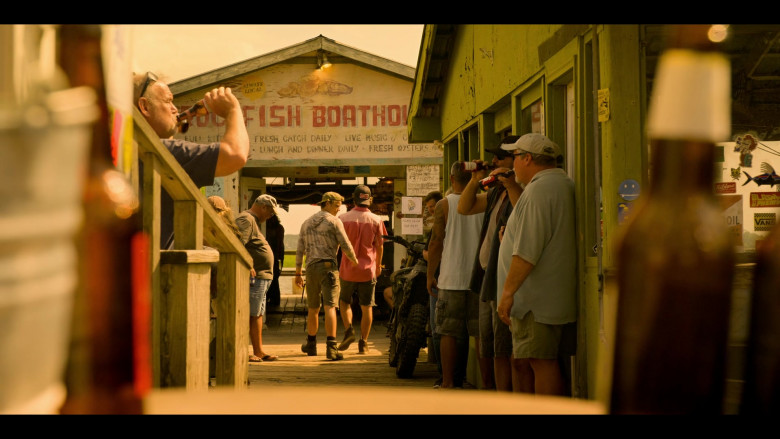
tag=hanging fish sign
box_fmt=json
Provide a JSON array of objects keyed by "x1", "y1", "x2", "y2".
[{"x1": 743, "y1": 162, "x2": 780, "y2": 187}]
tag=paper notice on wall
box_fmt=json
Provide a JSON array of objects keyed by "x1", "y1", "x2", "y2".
[
  {"x1": 718, "y1": 194, "x2": 743, "y2": 246},
  {"x1": 402, "y1": 218, "x2": 423, "y2": 236},
  {"x1": 402, "y1": 196, "x2": 422, "y2": 215},
  {"x1": 406, "y1": 165, "x2": 440, "y2": 196}
]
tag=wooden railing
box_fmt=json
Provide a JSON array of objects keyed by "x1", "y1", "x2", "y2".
[{"x1": 133, "y1": 107, "x2": 253, "y2": 390}]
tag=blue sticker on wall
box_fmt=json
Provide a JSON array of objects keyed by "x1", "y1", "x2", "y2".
[{"x1": 619, "y1": 179, "x2": 640, "y2": 201}]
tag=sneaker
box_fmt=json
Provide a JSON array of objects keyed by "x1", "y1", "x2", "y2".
[
  {"x1": 338, "y1": 327, "x2": 356, "y2": 351},
  {"x1": 301, "y1": 338, "x2": 317, "y2": 356},
  {"x1": 326, "y1": 340, "x2": 344, "y2": 361},
  {"x1": 358, "y1": 339, "x2": 369, "y2": 354}
]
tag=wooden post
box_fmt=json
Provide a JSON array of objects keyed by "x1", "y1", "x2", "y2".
[
  {"x1": 159, "y1": 249, "x2": 219, "y2": 390},
  {"x1": 215, "y1": 252, "x2": 250, "y2": 388},
  {"x1": 173, "y1": 200, "x2": 203, "y2": 250},
  {"x1": 142, "y1": 152, "x2": 162, "y2": 388}
]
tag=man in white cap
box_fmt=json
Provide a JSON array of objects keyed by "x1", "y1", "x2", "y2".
[
  {"x1": 458, "y1": 136, "x2": 524, "y2": 392},
  {"x1": 337, "y1": 185, "x2": 388, "y2": 354},
  {"x1": 495, "y1": 133, "x2": 576, "y2": 395},
  {"x1": 296, "y1": 192, "x2": 358, "y2": 360},
  {"x1": 235, "y1": 194, "x2": 280, "y2": 363}
]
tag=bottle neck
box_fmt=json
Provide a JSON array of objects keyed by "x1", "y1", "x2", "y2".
[{"x1": 649, "y1": 139, "x2": 716, "y2": 195}]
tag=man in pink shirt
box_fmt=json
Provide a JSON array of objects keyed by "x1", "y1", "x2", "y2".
[{"x1": 337, "y1": 185, "x2": 388, "y2": 354}]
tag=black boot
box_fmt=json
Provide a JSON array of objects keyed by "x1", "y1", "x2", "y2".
[
  {"x1": 301, "y1": 337, "x2": 317, "y2": 356},
  {"x1": 338, "y1": 326, "x2": 356, "y2": 351},
  {"x1": 326, "y1": 340, "x2": 343, "y2": 360}
]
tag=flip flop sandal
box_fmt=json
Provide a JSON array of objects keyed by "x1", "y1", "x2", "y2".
[
  {"x1": 249, "y1": 355, "x2": 264, "y2": 363},
  {"x1": 261, "y1": 355, "x2": 278, "y2": 362}
]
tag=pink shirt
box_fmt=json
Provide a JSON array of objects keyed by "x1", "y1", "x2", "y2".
[{"x1": 338, "y1": 207, "x2": 387, "y2": 282}]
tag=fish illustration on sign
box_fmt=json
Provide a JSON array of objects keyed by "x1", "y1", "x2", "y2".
[
  {"x1": 277, "y1": 74, "x2": 353, "y2": 99},
  {"x1": 743, "y1": 162, "x2": 780, "y2": 187}
]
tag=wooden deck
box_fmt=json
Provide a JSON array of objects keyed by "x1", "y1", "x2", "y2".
[{"x1": 143, "y1": 275, "x2": 606, "y2": 414}]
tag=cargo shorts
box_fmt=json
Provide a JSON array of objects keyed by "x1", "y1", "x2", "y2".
[{"x1": 305, "y1": 260, "x2": 340, "y2": 309}]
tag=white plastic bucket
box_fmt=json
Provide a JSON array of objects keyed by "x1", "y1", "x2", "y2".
[{"x1": 0, "y1": 87, "x2": 96, "y2": 414}]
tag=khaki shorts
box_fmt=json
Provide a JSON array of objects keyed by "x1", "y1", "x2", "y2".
[
  {"x1": 434, "y1": 289, "x2": 479, "y2": 338},
  {"x1": 305, "y1": 260, "x2": 340, "y2": 309},
  {"x1": 339, "y1": 279, "x2": 377, "y2": 307},
  {"x1": 510, "y1": 311, "x2": 563, "y2": 360},
  {"x1": 478, "y1": 300, "x2": 513, "y2": 358}
]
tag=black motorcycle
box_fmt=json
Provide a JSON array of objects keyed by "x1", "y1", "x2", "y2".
[{"x1": 383, "y1": 234, "x2": 430, "y2": 378}]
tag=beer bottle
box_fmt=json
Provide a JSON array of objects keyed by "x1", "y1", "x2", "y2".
[
  {"x1": 461, "y1": 161, "x2": 492, "y2": 172},
  {"x1": 610, "y1": 25, "x2": 734, "y2": 414},
  {"x1": 58, "y1": 25, "x2": 151, "y2": 414},
  {"x1": 177, "y1": 99, "x2": 209, "y2": 134},
  {"x1": 479, "y1": 169, "x2": 514, "y2": 190},
  {"x1": 741, "y1": 219, "x2": 780, "y2": 413}
]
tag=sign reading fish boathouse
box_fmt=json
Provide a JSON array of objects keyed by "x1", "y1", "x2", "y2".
[{"x1": 173, "y1": 63, "x2": 438, "y2": 165}]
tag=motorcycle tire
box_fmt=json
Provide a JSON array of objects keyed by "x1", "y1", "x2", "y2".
[
  {"x1": 387, "y1": 324, "x2": 398, "y2": 367},
  {"x1": 388, "y1": 311, "x2": 399, "y2": 367},
  {"x1": 395, "y1": 302, "x2": 428, "y2": 379}
]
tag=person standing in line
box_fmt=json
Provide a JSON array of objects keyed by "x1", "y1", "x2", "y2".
[
  {"x1": 295, "y1": 192, "x2": 359, "y2": 361},
  {"x1": 458, "y1": 137, "x2": 523, "y2": 392},
  {"x1": 426, "y1": 163, "x2": 484, "y2": 389},
  {"x1": 264, "y1": 212, "x2": 285, "y2": 307},
  {"x1": 235, "y1": 194, "x2": 280, "y2": 363},
  {"x1": 133, "y1": 71, "x2": 249, "y2": 249},
  {"x1": 336, "y1": 185, "x2": 388, "y2": 354},
  {"x1": 496, "y1": 133, "x2": 576, "y2": 395}
]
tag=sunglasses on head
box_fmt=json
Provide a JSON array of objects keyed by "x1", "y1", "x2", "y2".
[{"x1": 138, "y1": 71, "x2": 158, "y2": 99}]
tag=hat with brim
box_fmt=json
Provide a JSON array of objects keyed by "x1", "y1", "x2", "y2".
[
  {"x1": 254, "y1": 194, "x2": 278, "y2": 209},
  {"x1": 319, "y1": 191, "x2": 344, "y2": 205},
  {"x1": 499, "y1": 133, "x2": 561, "y2": 159},
  {"x1": 484, "y1": 147, "x2": 513, "y2": 160},
  {"x1": 353, "y1": 185, "x2": 372, "y2": 206}
]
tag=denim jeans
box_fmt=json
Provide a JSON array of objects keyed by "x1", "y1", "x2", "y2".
[{"x1": 250, "y1": 277, "x2": 271, "y2": 317}]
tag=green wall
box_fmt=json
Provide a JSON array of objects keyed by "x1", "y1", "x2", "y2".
[{"x1": 412, "y1": 24, "x2": 648, "y2": 402}]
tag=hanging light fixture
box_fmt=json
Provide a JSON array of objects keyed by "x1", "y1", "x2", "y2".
[{"x1": 317, "y1": 50, "x2": 332, "y2": 70}]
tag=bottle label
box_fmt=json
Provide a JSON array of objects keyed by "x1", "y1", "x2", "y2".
[
  {"x1": 647, "y1": 49, "x2": 731, "y2": 142},
  {"x1": 463, "y1": 162, "x2": 478, "y2": 171}
]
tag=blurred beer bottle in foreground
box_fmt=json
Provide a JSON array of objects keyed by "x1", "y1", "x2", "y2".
[
  {"x1": 742, "y1": 206, "x2": 780, "y2": 413},
  {"x1": 58, "y1": 25, "x2": 151, "y2": 414},
  {"x1": 611, "y1": 25, "x2": 734, "y2": 414}
]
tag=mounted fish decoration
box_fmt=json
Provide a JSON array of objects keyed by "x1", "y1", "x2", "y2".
[{"x1": 743, "y1": 162, "x2": 780, "y2": 187}]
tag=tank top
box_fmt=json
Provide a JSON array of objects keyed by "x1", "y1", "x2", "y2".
[{"x1": 437, "y1": 193, "x2": 484, "y2": 290}]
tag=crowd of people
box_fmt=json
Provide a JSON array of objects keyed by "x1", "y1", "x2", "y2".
[{"x1": 134, "y1": 71, "x2": 576, "y2": 396}]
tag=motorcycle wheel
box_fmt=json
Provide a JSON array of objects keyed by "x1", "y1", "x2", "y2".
[
  {"x1": 396, "y1": 302, "x2": 428, "y2": 378},
  {"x1": 388, "y1": 310, "x2": 399, "y2": 367}
]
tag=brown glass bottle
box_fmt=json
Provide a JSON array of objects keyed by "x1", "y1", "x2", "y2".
[
  {"x1": 610, "y1": 25, "x2": 735, "y2": 414},
  {"x1": 177, "y1": 99, "x2": 209, "y2": 134},
  {"x1": 741, "y1": 220, "x2": 780, "y2": 413},
  {"x1": 480, "y1": 169, "x2": 514, "y2": 190},
  {"x1": 462, "y1": 161, "x2": 493, "y2": 172},
  {"x1": 58, "y1": 25, "x2": 150, "y2": 414}
]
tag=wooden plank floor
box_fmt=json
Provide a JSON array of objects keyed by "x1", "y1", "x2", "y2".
[
  {"x1": 147, "y1": 275, "x2": 606, "y2": 414},
  {"x1": 252, "y1": 290, "x2": 441, "y2": 390}
]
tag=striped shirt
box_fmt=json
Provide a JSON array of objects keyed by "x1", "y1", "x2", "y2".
[{"x1": 296, "y1": 210, "x2": 357, "y2": 270}]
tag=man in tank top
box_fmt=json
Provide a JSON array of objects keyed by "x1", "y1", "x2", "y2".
[{"x1": 426, "y1": 162, "x2": 484, "y2": 389}]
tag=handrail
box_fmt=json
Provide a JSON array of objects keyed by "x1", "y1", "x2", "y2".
[
  {"x1": 132, "y1": 108, "x2": 252, "y2": 263},
  {"x1": 133, "y1": 107, "x2": 251, "y2": 389}
]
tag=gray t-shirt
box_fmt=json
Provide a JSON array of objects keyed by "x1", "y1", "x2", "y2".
[
  {"x1": 496, "y1": 168, "x2": 576, "y2": 325},
  {"x1": 158, "y1": 139, "x2": 220, "y2": 249},
  {"x1": 235, "y1": 211, "x2": 274, "y2": 280}
]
